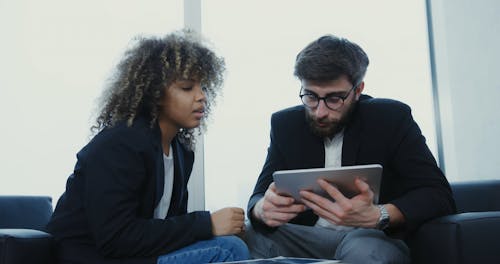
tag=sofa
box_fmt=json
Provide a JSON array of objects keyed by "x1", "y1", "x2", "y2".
[
  {"x1": 0, "y1": 195, "x2": 54, "y2": 264},
  {"x1": 410, "y1": 179, "x2": 500, "y2": 264},
  {"x1": 1, "y1": 180, "x2": 499, "y2": 264}
]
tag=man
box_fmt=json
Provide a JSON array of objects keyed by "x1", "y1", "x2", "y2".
[{"x1": 245, "y1": 35, "x2": 456, "y2": 264}]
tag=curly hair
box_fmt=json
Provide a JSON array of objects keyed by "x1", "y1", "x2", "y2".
[
  {"x1": 92, "y1": 30, "x2": 225, "y2": 149},
  {"x1": 294, "y1": 35, "x2": 369, "y2": 86}
]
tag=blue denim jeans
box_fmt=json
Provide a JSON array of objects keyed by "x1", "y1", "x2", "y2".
[{"x1": 157, "y1": 235, "x2": 250, "y2": 263}]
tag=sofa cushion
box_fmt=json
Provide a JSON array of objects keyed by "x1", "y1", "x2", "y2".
[{"x1": 0, "y1": 229, "x2": 54, "y2": 264}]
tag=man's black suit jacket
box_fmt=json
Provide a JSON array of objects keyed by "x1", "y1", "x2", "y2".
[
  {"x1": 47, "y1": 117, "x2": 212, "y2": 264},
  {"x1": 248, "y1": 95, "x2": 456, "y2": 238}
]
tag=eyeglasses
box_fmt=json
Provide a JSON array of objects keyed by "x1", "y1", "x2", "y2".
[{"x1": 299, "y1": 83, "x2": 359, "y2": 111}]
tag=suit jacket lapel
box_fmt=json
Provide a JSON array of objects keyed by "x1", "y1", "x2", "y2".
[
  {"x1": 167, "y1": 137, "x2": 185, "y2": 216},
  {"x1": 342, "y1": 105, "x2": 362, "y2": 166},
  {"x1": 295, "y1": 107, "x2": 325, "y2": 169},
  {"x1": 302, "y1": 125, "x2": 325, "y2": 169},
  {"x1": 152, "y1": 125, "x2": 165, "y2": 206}
]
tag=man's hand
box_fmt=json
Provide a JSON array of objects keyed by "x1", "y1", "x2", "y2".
[
  {"x1": 300, "y1": 178, "x2": 380, "y2": 228},
  {"x1": 211, "y1": 207, "x2": 245, "y2": 236},
  {"x1": 252, "y1": 182, "x2": 306, "y2": 227}
]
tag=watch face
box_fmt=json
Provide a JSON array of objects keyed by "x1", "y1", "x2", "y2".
[{"x1": 379, "y1": 216, "x2": 390, "y2": 230}]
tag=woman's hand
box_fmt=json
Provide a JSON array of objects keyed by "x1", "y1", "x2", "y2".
[{"x1": 211, "y1": 207, "x2": 245, "y2": 236}]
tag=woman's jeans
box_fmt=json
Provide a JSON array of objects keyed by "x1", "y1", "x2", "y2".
[{"x1": 157, "y1": 235, "x2": 250, "y2": 263}]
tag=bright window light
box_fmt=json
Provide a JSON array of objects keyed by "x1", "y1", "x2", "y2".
[{"x1": 0, "y1": 0, "x2": 183, "y2": 202}]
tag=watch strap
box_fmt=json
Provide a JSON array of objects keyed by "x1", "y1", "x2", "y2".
[{"x1": 376, "y1": 204, "x2": 390, "y2": 230}]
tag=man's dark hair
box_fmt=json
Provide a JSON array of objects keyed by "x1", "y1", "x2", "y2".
[{"x1": 294, "y1": 35, "x2": 369, "y2": 85}]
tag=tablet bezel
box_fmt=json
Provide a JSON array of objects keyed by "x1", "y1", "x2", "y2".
[{"x1": 272, "y1": 164, "x2": 383, "y2": 204}]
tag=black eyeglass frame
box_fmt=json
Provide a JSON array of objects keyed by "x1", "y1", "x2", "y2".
[{"x1": 299, "y1": 82, "x2": 360, "y2": 111}]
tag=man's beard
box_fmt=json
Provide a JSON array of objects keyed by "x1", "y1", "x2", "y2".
[{"x1": 305, "y1": 103, "x2": 356, "y2": 138}]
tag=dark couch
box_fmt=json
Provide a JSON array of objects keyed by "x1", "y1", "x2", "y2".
[
  {"x1": 410, "y1": 179, "x2": 500, "y2": 264},
  {"x1": 1, "y1": 180, "x2": 499, "y2": 264},
  {"x1": 0, "y1": 195, "x2": 54, "y2": 264}
]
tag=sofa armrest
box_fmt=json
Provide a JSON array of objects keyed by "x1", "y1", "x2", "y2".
[
  {"x1": 410, "y1": 212, "x2": 500, "y2": 264},
  {"x1": 0, "y1": 229, "x2": 54, "y2": 264}
]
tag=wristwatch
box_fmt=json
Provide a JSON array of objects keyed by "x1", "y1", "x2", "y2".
[{"x1": 376, "y1": 204, "x2": 390, "y2": 230}]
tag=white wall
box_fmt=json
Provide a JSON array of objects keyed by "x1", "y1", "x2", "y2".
[
  {"x1": 0, "y1": 0, "x2": 184, "y2": 202},
  {"x1": 429, "y1": 0, "x2": 500, "y2": 181},
  {"x1": 202, "y1": 0, "x2": 437, "y2": 211}
]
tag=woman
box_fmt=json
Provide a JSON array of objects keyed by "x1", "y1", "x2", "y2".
[{"x1": 47, "y1": 30, "x2": 249, "y2": 264}]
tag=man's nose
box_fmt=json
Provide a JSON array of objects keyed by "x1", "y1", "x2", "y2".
[{"x1": 314, "y1": 100, "x2": 329, "y2": 118}]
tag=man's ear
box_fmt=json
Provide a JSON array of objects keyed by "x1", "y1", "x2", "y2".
[{"x1": 355, "y1": 81, "x2": 365, "y2": 100}]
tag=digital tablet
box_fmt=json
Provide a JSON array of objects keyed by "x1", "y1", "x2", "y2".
[
  {"x1": 272, "y1": 164, "x2": 383, "y2": 204},
  {"x1": 214, "y1": 256, "x2": 340, "y2": 263}
]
